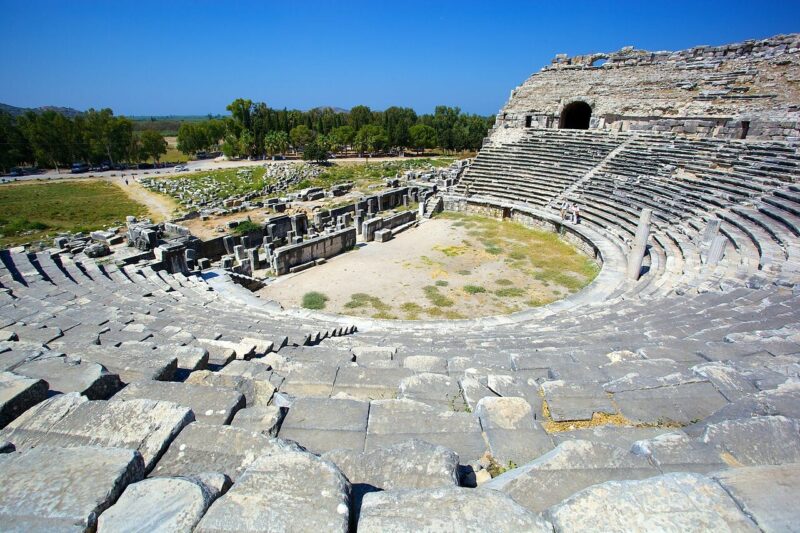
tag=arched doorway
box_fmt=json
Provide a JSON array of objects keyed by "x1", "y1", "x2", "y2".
[{"x1": 559, "y1": 101, "x2": 592, "y2": 130}]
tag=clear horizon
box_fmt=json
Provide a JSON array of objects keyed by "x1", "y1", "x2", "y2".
[{"x1": 1, "y1": 0, "x2": 798, "y2": 116}]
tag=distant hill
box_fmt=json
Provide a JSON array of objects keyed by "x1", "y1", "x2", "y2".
[
  {"x1": 309, "y1": 106, "x2": 349, "y2": 114},
  {"x1": 0, "y1": 103, "x2": 82, "y2": 118}
]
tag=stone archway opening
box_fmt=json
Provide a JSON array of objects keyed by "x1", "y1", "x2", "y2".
[{"x1": 559, "y1": 101, "x2": 592, "y2": 130}]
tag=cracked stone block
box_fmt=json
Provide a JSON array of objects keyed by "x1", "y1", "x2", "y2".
[{"x1": 613, "y1": 381, "x2": 729, "y2": 425}]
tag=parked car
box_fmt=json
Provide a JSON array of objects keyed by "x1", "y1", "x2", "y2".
[
  {"x1": 7, "y1": 167, "x2": 24, "y2": 177},
  {"x1": 71, "y1": 163, "x2": 90, "y2": 174},
  {"x1": 174, "y1": 164, "x2": 189, "y2": 172}
]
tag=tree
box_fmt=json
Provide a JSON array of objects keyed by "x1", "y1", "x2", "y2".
[
  {"x1": 348, "y1": 105, "x2": 373, "y2": 132},
  {"x1": 354, "y1": 124, "x2": 388, "y2": 157},
  {"x1": 289, "y1": 125, "x2": 315, "y2": 151},
  {"x1": 18, "y1": 110, "x2": 74, "y2": 172},
  {"x1": 139, "y1": 130, "x2": 168, "y2": 164},
  {"x1": 409, "y1": 124, "x2": 437, "y2": 155},
  {"x1": 302, "y1": 138, "x2": 329, "y2": 163},
  {"x1": 329, "y1": 125, "x2": 355, "y2": 155},
  {"x1": 0, "y1": 112, "x2": 31, "y2": 172},
  {"x1": 264, "y1": 131, "x2": 289, "y2": 159},
  {"x1": 82, "y1": 108, "x2": 132, "y2": 165}
]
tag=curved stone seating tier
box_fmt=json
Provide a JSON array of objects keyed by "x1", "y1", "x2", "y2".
[{"x1": 2, "y1": 128, "x2": 800, "y2": 529}]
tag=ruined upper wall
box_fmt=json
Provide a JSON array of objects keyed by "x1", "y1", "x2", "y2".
[{"x1": 493, "y1": 34, "x2": 800, "y2": 140}]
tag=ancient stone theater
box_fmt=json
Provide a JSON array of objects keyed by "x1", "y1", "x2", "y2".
[{"x1": 1, "y1": 34, "x2": 800, "y2": 531}]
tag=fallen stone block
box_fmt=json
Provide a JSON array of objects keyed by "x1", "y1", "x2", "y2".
[
  {"x1": 0, "y1": 445, "x2": 145, "y2": 532},
  {"x1": 358, "y1": 486, "x2": 552, "y2": 532},
  {"x1": 0, "y1": 371, "x2": 47, "y2": 429},
  {"x1": 112, "y1": 380, "x2": 245, "y2": 424},
  {"x1": 547, "y1": 472, "x2": 757, "y2": 531},
  {"x1": 195, "y1": 442, "x2": 351, "y2": 533},
  {"x1": 230, "y1": 405, "x2": 285, "y2": 436}
]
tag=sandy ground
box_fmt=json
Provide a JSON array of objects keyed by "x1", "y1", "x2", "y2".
[
  {"x1": 258, "y1": 218, "x2": 573, "y2": 320},
  {"x1": 108, "y1": 175, "x2": 178, "y2": 223}
]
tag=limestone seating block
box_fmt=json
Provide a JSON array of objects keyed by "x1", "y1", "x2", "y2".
[
  {"x1": 13, "y1": 353, "x2": 123, "y2": 400},
  {"x1": 0, "y1": 445, "x2": 145, "y2": 532},
  {"x1": 333, "y1": 366, "x2": 413, "y2": 401},
  {"x1": 280, "y1": 363, "x2": 338, "y2": 398},
  {"x1": 0, "y1": 393, "x2": 194, "y2": 472},
  {"x1": 400, "y1": 355, "x2": 447, "y2": 374},
  {"x1": 475, "y1": 396, "x2": 554, "y2": 465},
  {"x1": 230, "y1": 405, "x2": 285, "y2": 436},
  {"x1": 713, "y1": 463, "x2": 800, "y2": 533},
  {"x1": 366, "y1": 399, "x2": 486, "y2": 462},
  {"x1": 631, "y1": 431, "x2": 728, "y2": 474},
  {"x1": 358, "y1": 486, "x2": 552, "y2": 533},
  {"x1": 323, "y1": 438, "x2": 460, "y2": 492},
  {"x1": 612, "y1": 381, "x2": 729, "y2": 425},
  {"x1": 195, "y1": 443, "x2": 351, "y2": 533},
  {"x1": 483, "y1": 439, "x2": 659, "y2": 512},
  {"x1": 97, "y1": 477, "x2": 216, "y2": 533},
  {"x1": 553, "y1": 425, "x2": 674, "y2": 449},
  {"x1": 541, "y1": 380, "x2": 615, "y2": 421},
  {"x1": 70, "y1": 346, "x2": 177, "y2": 384},
  {"x1": 279, "y1": 397, "x2": 369, "y2": 454},
  {"x1": 112, "y1": 380, "x2": 245, "y2": 425},
  {"x1": 151, "y1": 422, "x2": 280, "y2": 481},
  {"x1": 0, "y1": 371, "x2": 47, "y2": 429},
  {"x1": 702, "y1": 415, "x2": 800, "y2": 466},
  {"x1": 398, "y1": 372, "x2": 465, "y2": 409},
  {"x1": 185, "y1": 369, "x2": 276, "y2": 407}
]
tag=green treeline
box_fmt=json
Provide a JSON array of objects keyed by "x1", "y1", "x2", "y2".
[
  {"x1": 0, "y1": 99, "x2": 495, "y2": 172},
  {"x1": 0, "y1": 108, "x2": 167, "y2": 172},
  {"x1": 179, "y1": 99, "x2": 494, "y2": 160}
]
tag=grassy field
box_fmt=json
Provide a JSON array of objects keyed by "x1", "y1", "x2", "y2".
[{"x1": 0, "y1": 180, "x2": 147, "y2": 248}]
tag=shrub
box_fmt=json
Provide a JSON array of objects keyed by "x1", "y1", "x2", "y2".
[
  {"x1": 435, "y1": 280, "x2": 449, "y2": 287},
  {"x1": 423, "y1": 285, "x2": 454, "y2": 307},
  {"x1": 463, "y1": 285, "x2": 486, "y2": 294},
  {"x1": 495, "y1": 278, "x2": 513, "y2": 286},
  {"x1": 301, "y1": 291, "x2": 329, "y2": 310},
  {"x1": 495, "y1": 287, "x2": 525, "y2": 298},
  {"x1": 233, "y1": 219, "x2": 262, "y2": 235}
]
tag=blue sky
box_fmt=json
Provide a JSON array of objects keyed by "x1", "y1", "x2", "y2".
[{"x1": 1, "y1": 0, "x2": 798, "y2": 116}]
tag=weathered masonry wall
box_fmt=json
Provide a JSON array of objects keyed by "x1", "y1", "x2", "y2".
[
  {"x1": 492, "y1": 34, "x2": 800, "y2": 140},
  {"x1": 362, "y1": 211, "x2": 417, "y2": 242},
  {"x1": 271, "y1": 228, "x2": 356, "y2": 275},
  {"x1": 443, "y1": 196, "x2": 602, "y2": 265}
]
